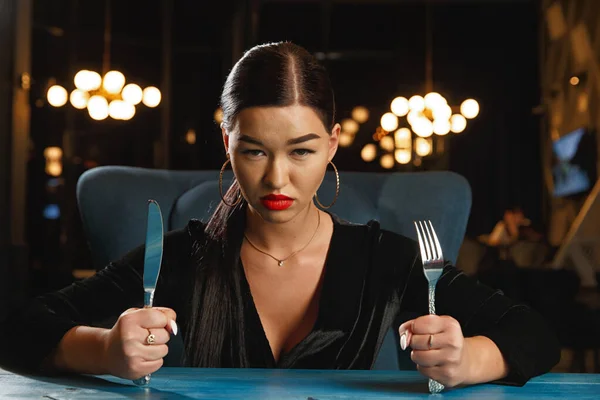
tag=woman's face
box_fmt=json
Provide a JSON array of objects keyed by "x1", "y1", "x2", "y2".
[{"x1": 223, "y1": 105, "x2": 340, "y2": 223}]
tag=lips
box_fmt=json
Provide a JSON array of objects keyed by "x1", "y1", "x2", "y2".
[{"x1": 260, "y1": 194, "x2": 294, "y2": 210}]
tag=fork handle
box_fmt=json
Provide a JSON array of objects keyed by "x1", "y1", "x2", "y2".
[
  {"x1": 428, "y1": 282, "x2": 437, "y2": 316},
  {"x1": 428, "y1": 283, "x2": 445, "y2": 394}
]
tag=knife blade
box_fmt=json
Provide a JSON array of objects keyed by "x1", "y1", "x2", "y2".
[
  {"x1": 133, "y1": 199, "x2": 164, "y2": 387},
  {"x1": 141, "y1": 199, "x2": 164, "y2": 307}
]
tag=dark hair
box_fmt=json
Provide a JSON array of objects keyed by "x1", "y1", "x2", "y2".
[{"x1": 184, "y1": 42, "x2": 335, "y2": 367}]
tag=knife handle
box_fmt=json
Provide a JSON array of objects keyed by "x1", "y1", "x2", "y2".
[
  {"x1": 143, "y1": 291, "x2": 155, "y2": 308},
  {"x1": 133, "y1": 291, "x2": 155, "y2": 386},
  {"x1": 133, "y1": 375, "x2": 151, "y2": 386}
]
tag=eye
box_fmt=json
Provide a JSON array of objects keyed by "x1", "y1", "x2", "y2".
[
  {"x1": 291, "y1": 149, "x2": 316, "y2": 157},
  {"x1": 241, "y1": 149, "x2": 265, "y2": 157}
]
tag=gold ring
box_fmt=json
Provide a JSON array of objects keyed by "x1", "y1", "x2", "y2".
[{"x1": 146, "y1": 331, "x2": 156, "y2": 345}]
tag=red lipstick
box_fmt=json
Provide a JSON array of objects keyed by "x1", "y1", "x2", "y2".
[{"x1": 260, "y1": 194, "x2": 293, "y2": 210}]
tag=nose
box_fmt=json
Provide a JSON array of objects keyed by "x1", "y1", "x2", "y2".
[{"x1": 263, "y1": 157, "x2": 289, "y2": 190}]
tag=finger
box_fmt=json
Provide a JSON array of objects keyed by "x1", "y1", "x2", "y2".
[
  {"x1": 140, "y1": 343, "x2": 169, "y2": 361},
  {"x1": 135, "y1": 359, "x2": 164, "y2": 378},
  {"x1": 143, "y1": 328, "x2": 171, "y2": 345},
  {"x1": 414, "y1": 332, "x2": 463, "y2": 352},
  {"x1": 154, "y1": 307, "x2": 177, "y2": 322},
  {"x1": 398, "y1": 319, "x2": 414, "y2": 335},
  {"x1": 417, "y1": 365, "x2": 461, "y2": 388},
  {"x1": 398, "y1": 321, "x2": 414, "y2": 350},
  {"x1": 136, "y1": 309, "x2": 169, "y2": 329},
  {"x1": 121, "y1": 308, "x2": 141, "y2": 317},
  {"x1": 409, "y1": 332, "x2": 448, "y2": 350},
  {"x1": 166, "y1": 319, "x2": 178, "y2": 336},
  {"x1": 154, "y1": 307, "x2": 178, "y2": 335},
  {"x1": 411, "y1": 349, "x2": 445, "y2": 368},
  {"x1": 411, "y1": 315, "x2": 447, "y2": 335},
  {"x1": 417, "y1": 365, "x2": 439, "y2": 382},
  {"x1": 399, "y1": 330, "x2": 410, "y2": 351}
]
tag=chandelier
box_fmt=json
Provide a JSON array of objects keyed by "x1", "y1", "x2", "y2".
[
  {"x1": 45, "y1": 0, "x2": 161, "y2": 120},
  {"x1": 355, "y1": 2, "x2": 480, "y2": 169},
  {"x1": 363, "y1": 93, "x2": 479, "y2": 168}
]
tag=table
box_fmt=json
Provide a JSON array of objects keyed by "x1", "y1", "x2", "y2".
[{"x1": 1, "y1": 367, "x2": 599, "y2": 399}]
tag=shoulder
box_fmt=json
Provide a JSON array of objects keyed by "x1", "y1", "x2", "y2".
[
  {"x1": 330, "y1": 215, "x2": 421, "y2": 295},
  {"x1": 332, "y1": 214, "x2": 418, "y2": 261},
  {"x1": 153, "y1": 219, "x2": 207, "y2": 285},
  {"x1": 162, "y1": 219, "x2": 207, "y2": 257},
  {"x1": 184, "y1": 218, "x2": 207, "y2": 240},
  {"x1": 162, "y1": 219, "x2": 205, "y2": 242}
]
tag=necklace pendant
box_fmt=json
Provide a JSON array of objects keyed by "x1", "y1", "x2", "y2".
[{"x1": 278, "y1": 260, "x2": 284, "y2": 267}]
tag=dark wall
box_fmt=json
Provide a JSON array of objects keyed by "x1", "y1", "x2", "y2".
[
  {"x1": 444, "y1": 2, "x2": 542, "y2": 235},
  {"x1": 0, "y1": 0, "x2": 16, "y2": 321}
]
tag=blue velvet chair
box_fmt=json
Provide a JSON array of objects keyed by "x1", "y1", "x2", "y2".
[{"x1": 76, "y1": 166, "x2": 471, "y2": 370}]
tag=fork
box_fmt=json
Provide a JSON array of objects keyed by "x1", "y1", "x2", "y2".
[{"x1": 414, "y1": 220, "x2": 445, "y2": 394}]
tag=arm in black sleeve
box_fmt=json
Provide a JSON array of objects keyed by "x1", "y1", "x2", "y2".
[
  {"x1": 0, "y1": 225, "x2": 193, "y2": 372},
  {"x1": 398, "y1": 236, "x2": 561, "y2": 386}
]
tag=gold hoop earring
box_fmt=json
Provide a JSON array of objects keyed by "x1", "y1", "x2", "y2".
[
  {"x1": 219, "y1": 158, "x2": 242, "y2": 207},
  {"x1": 314, "y1": 161, "x2": 340, "y2": 209}
]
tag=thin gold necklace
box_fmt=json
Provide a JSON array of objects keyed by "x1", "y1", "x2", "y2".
[{"x1": 244, "y1": 211, "x2": 321, "y2": 267}]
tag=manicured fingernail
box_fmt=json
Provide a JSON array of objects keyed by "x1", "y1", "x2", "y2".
[
  {"x1": 400, "y1": 332, "x2": 407, "y2": 351},
  {"x1": 170, "y1": 320, "x2": 178, "y2": 336}
]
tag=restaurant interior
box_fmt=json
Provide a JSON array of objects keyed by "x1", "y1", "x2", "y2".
[{"x1": 1, "y1": 0, "x2": 599, "y2": 383}]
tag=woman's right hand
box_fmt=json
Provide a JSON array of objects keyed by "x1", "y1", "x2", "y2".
[{"x1": 102, "y1": 307, "x2": 178, "y2": 380}]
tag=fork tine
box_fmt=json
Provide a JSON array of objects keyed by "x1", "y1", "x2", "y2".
[
  {"x1": 414, "y1": 221, "x2": 428, "y2": 262},
  {"x1": 428, "y1": 220, "x2": 443, "y2": 262},
  {"x1": 418, "y1": 221, "x2": 432, "y2": 261},
  {"x1": 423, "y1": 220, "x2": 437, "y2": 260}
]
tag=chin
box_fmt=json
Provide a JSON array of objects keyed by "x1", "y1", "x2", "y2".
[
  {"x1": 249, "y1": 203, "x2": 303, "y2": 224},
  {"x1": 260, "y1": 209, "x2": 296, "y2": 224}
]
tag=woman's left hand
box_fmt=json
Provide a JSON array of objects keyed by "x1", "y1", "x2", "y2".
[{"x1": 399, "y1": 315, "x2": 471, "y2": 388}]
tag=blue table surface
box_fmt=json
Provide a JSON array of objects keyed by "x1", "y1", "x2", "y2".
[{"x1": 1, "y1": 367, "x2": 599, "y2": 399}]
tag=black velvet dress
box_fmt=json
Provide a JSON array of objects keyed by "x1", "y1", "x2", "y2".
[{"x1": 0, "y1": 214, "x2": 560, "y2": 385}]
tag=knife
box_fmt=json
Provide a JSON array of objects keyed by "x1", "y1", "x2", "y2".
[{"x1": 133, "y1": 199, "x2": 164, "y2": 387}]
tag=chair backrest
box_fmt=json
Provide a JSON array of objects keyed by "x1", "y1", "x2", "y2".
[
  {"x1": 76, "y1": 166, "x2": 472, "y2": 369},
  {"x1": 77, "y1": 166, "x2": 471, "y2": 268}
]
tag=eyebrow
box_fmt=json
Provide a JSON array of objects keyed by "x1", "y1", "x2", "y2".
[{"x1": 239, "y1": 133, "x2": 321, "y2": 146}]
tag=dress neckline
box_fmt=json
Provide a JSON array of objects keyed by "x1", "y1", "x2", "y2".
[{"x1": 239, "y1": 212, "x2": 341, "y2": 367}]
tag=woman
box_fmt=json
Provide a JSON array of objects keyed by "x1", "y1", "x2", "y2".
[{"x1": 0, "y1": 42, "x2": 559, "y2": 388}]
